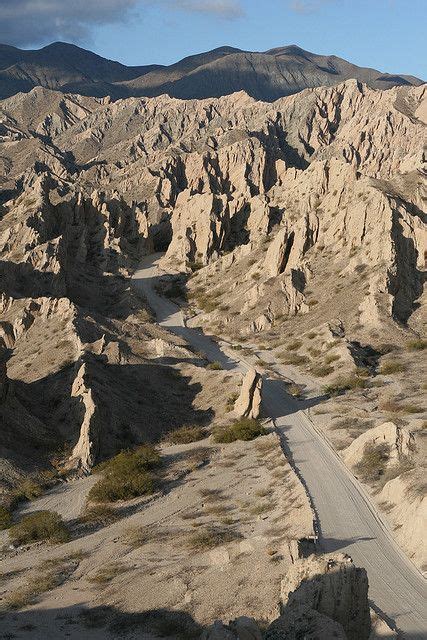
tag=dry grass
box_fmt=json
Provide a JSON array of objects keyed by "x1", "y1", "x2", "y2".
[
  {"x1": 379, "y1": 360, "x2": 407, "y2": 375},
  {"x1": 165, "y1": 425, "x2": 207, "y2": 444},
  {"x1": 187, "y1": 526, "x2": 242, "y2": 550},
  {"x1": 88, "y1": 562, "x2": 128, "y2": 586}
]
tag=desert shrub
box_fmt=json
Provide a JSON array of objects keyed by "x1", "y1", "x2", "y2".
[
  {"x1": 323, "y1": 374, "x2": 367, "y2": 396},
  {"x1": 287, "y1": 383, "x2": 303, "y2": 397},
  {"x1": 225, "y1": 392, "x2": 239, "y2": 411},
  {"x1": 310, "y1": 364, "x2": 334, "y2": 377},
  {"x1": 187, "y1": 525, "x2": 242, "y2": 550},
  {"x1": 0, "y1": 506, "x2": 12, "y2": 530},
  {"x1": 88, "y1": 445, "x2": 160, "y2": 503},
  {"x1": 379, "y1": 457, "x2": 415, "y2": 487},
  {"x1": 207, "y1": 361, "x2": 223, "y2": 370},
  {"x1": 188, "y1": 261, "x2": 203, "y2": 273},
  {"x1": 354, "y1": 443, "x2": 390, "y2": 482},
  {"x1": 407, "y1": 339, "x2": 427, "y2": 351},
  {"x1": 379, "y1": 360, "x2": 407, "y2": 375},
  {"x1": 79, "y1": 504, "x2": 120, "y2": 527},
  {"x1": 165, "y1": 425, "x2": 207, "y2": 444},
  {"x1": 324, "y1": 353, "x2": 340, "y2": 364},
  {"x1": 196, "y1": 296, "x2": 216, "y2": 312},
  {"x1": 9, "y1": 511, "x2": 69, "y2": 545},
  {"x1": 11, "y1": 478, "x2": 44, "y2": 505},
  {"x1": 213, "y1": 418, "x2": 267, "y2": 443}
]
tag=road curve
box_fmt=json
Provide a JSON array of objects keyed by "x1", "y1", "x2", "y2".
[{"x1": 133, "y1": 254, "x2": 427, "y2": 639}]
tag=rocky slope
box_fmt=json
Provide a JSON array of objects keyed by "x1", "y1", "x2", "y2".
[
  {"x1": 0, "y1": 75, "x2": 425, "y2": 634},
  {"x1": 0, "y1": 42, "x2": 423, "y2": 101}
]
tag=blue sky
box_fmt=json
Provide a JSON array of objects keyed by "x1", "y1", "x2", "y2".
[{"x1": 1, "y1": 0, "x2": 426, "y2": 79}]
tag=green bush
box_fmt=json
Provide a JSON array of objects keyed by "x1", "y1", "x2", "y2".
[
  {"x1": 213, "y1": 418, "x2": 267, "y2": 443},
  {"x1": 166, "y1": 425, "x2": 207, "y2": 444},
  {"x1": 9, "y1": 511, "x2": 69, "y2": 545},
  {"x1": 0, "y1": 506, "x2": 12, "y2": 530},
  {"x1": 88, "y1": 445, "x2": 161, "y2": 503}
]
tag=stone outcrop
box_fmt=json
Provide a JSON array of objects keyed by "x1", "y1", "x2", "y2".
[
  {"x1": 277, "y1": 553, "x2": 371, "y2": 640},
  {"x1": 201, "y1": 617, "x2": 262, "y2": 640},
  {"x1": 234, "y1": 368, "x2": 263, "y2": 419},
  {"x1": 343, "y1": 422, "x2": 414, "y2": 470},
  {"x1": 265, "y1": 606, "x2": 347, "y2": 639}
]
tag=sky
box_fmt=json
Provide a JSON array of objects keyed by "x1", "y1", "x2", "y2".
[{"x1": 0, "y1": 0, "x2": 425, "y2": 79}]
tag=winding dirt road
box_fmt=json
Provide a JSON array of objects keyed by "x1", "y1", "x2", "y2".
[{"x1": 133, "y1": 254, "x2": 427, "y2": 640}]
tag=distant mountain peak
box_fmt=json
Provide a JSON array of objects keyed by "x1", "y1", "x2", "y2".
[{"x1": 0, "y1": 41, "x2": 423, "y2": 102}]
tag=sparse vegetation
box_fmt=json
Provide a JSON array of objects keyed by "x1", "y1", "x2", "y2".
[
  {"x1": 88, "y1": 562, "x2": 128, "y2": 586},
  {"x1": 207, "y1": 361, "x2": 223, "y2": 370},
  {"x1": 187, "y1": 525, "x2": 241, "y2": 550},
  {"x1": 287, "y1": 383, "x2": 303, "y2": 397},
  {"x1": 166, "y1": 425, "x2": 207, "y2": 444},
  {"x1": 9, "y1": 510, "x2": 69, "y2": 545},
  {"x1": 0, "y1": 506, "x2": 12, "y2": 530},
  {"x1": 379, "y1": 360, "x2": 407, "y2": 375},
  {"x1": 11, "y1": 477, "x2": 44, "y2": 506},
  {"x1": 323, "y1": 374, "x2": 368, "y2": 396},
  {"x1": 88, "y1": 445, "x2": 161, "y2": 503},
  {"x1": 354, "y1": 442, "x2": 390, "y2": 482},
  {"x1": 310, "y1": 364, "x2": 334, "y2": 378},
  {"x1": 406, "y1": 339, "x2": 427, "y2": 351},
  {"x1": 213, "y1": 418, "x2": 267, "y2": 443},
  {"x1": 80, "y1": 504, "x2": 120, "y2": 527}
]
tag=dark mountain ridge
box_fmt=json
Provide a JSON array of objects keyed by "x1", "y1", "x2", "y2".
[{"x1": 0, "y1": 41, "x2": 423, "y2": 101}]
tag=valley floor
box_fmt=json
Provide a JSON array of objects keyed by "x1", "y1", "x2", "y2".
[{"x1": 132, "y1": 254, "x2": 427, "y2": 640}]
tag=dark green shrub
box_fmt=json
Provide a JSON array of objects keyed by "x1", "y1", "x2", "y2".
[
  {"x1": 88, "y1": 445, "x2": 161, "y2": 503},
  {"x1": 9, "y1": 511, "x2": 69, "y2": 545},
  {"x1": 213, "y1": 418, "x2": 267, "y2": 443}
]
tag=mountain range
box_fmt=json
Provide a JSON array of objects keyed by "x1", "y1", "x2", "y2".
[{"x1": 0, "y1": 41, "x2": 423, "y2": 101}]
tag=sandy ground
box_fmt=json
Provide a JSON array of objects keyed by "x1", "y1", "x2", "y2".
[
  {"x1": 130, "y1": 255, "x2": 427, "y2": 639},
  {"x1": 0, "y1": 433, "x2": 313, "y2": 638}
]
